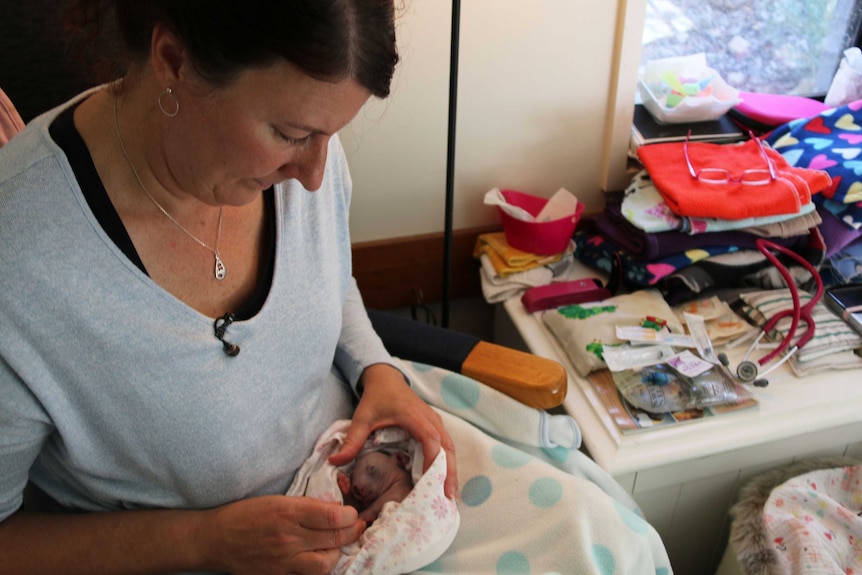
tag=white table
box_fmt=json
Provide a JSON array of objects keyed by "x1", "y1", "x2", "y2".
[{"x1": 499, "y1": 294, "x2": 862, "y2": 575}]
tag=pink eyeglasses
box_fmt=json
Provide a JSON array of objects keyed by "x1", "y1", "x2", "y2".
[{"x1": 684, "y1": 131, "x2": 777, "y2": 185}]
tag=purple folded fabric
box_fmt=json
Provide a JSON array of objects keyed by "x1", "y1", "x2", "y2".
[
  {"x1": 594, "y1": 210, "x2": 810, "y2": 261},
  {"x1": 817, "y1": 204, "x2": 862, "y2": 258}
]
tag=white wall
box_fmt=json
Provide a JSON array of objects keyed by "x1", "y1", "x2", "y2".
[{"x1": 341, "y1": 0, "x2": 646, "y2": 243}]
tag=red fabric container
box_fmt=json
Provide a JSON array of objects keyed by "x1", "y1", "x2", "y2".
[{"x1": 498, "y1": 189, "x2": 583, "y2": 255}]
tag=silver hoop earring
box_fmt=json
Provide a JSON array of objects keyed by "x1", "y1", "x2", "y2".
[{"x1": 157, "y1": 87, "x2": 180, "y2": 117}]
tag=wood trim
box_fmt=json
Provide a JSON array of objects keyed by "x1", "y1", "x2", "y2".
[
  {"x1": 352, "y1": 225, "x2": 500, "y2": 310},
  {"x1": 462, "y1": 340, "x2": 567, "y2": 409}
]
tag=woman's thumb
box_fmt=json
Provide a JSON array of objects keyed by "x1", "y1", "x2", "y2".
[{"x1": 328, "y1": 423, "x2": 370, "y2": 466}]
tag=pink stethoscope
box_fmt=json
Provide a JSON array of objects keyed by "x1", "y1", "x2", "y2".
[{"x1": 732, "y1": 239, "x2": 824, "y2": 385}]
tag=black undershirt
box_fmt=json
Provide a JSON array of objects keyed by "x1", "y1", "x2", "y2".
[{"x1": 48, "y1": 105, "x2": 275, "y2": 320}]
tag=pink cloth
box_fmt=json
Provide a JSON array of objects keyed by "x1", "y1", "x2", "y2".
[
  {"x1": 734, "y1": 92, "x2": 829, "y2": 127},
  {"x1": 637, "y1": 138, "x2": 832, "y2": 220},
  {"x1": 0, "y1": 87, "x2": 24, "y2": 146}
]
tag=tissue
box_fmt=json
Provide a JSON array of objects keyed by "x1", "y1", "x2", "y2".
[{"x1": 825, "y1": 47, "x2": 862, "y2": 108}]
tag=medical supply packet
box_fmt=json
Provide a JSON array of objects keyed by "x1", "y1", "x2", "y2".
[{"x1": 610, "y1": 350, "x2": 745, "y2": 414}]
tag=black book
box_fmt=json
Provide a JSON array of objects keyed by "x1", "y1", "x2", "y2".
[{"x1": 631, "y1": 103, "x2": 746, "y2": 147}]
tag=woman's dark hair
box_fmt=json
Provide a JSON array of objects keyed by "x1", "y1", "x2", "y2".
[{"x1": 65, "y1": 0, "x2": 399, "y2": 98}]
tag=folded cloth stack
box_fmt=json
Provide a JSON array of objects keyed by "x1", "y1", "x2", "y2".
[
  {"x1": 573, "y1": 132, "x2": 831, "y2": 304},
  {"x1": 573, "y1": 209, "x2": 825, "y2": 305},
  {"x1": 733, "y1": 288, "x2": 862, "y2": 376},
  {"x1": 473, "y1": 231, "x2": 578, "y2": 303},
  {"x1": 764, "y1": 99, "x2": 862, "y2": 286},
  {"x1": 638, "y1": 138, "x2": 830, "y2": 221}
]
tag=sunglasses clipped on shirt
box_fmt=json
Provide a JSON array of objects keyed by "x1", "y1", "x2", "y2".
[{"x1": 683, "y1": 130, "x2": 777, "y2": 186}]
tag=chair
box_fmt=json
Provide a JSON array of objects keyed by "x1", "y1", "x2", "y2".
[{"x1": 368, "y1": 309, "x2": 566, "y2": 409}]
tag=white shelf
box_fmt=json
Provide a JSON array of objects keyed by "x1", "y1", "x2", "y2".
[{"x1": 503, "y1": 296, "x2": 862, "y2": 479}]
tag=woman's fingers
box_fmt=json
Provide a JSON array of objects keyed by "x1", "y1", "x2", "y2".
[
  {"x1": 201, "y1": 496, "x2": 365, "y2": 575},
  {"x1": 336, "y1": 363, "x2": 461, "y2": 500}
]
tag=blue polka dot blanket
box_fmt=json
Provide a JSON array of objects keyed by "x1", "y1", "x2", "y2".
[{"x1": 291, "y1": 358, "x2": 674, "y2": 574}]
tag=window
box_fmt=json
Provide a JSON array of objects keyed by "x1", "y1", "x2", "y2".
[{"x1": 640, "y1": 0, "x2": 862, "y2": 96}]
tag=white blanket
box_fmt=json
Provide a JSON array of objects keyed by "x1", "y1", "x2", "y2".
[{"x1": 292, "y1": 358, "x2": 674, "y2": 574}]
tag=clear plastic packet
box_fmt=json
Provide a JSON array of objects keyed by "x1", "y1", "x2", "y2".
[{"x1": 611, "y1": 352, "x2": 741, "y2": 414}]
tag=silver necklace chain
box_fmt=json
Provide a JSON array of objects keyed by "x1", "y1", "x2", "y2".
[{"x1": 112, "y1": 94, "x2": 226, "y2": 281}]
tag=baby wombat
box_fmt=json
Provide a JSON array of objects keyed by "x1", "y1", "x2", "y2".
[{"x1": 337, "y1": 449, "x2": 413, "y2": 523}]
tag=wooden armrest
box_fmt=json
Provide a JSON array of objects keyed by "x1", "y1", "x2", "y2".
[
  {"x1": 461, "y1": 341, "x2": 567, "y2": 410},
  {"x1": 368, "y1": 309, "x2": 566, "y2": 410}
]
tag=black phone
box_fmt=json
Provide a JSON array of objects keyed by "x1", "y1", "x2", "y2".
[{"x1": 824, "y1": 283, "x2": 862, "y2": 336}]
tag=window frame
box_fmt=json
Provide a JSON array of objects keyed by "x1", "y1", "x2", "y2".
[{"x1": 603, "y1": 0, "x2": 862, "y2": 193}]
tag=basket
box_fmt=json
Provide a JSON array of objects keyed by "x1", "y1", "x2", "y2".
[{"x1": 498, "y1": 189, "x2": 583, "y2": 255}]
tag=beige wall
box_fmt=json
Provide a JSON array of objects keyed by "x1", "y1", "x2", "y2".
[{"x1": 342, "y1": 0, "x2": 647, "y2": 243}]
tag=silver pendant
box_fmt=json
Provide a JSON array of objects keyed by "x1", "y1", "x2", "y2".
[{"x1": 214, "y1": 253, "x2": 226, "y2": 280}]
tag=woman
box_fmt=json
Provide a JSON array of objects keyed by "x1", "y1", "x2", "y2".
[{"x1": 0, "y1": 1, "x2": 456, "y2": 573}]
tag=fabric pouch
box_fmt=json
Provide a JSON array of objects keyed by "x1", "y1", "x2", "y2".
[{"x1": 542, "y1": 289, "x2": 684, "y2": 376}]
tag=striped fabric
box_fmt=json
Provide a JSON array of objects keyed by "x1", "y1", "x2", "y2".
[{"x1": 737, "y1": 288, "x2": 862, "y2": 363}]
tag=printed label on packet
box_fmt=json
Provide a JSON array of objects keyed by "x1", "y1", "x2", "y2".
[
  {"x1": 615, "y1": 326, "x2": 664, "y2": 342},
  {"x1": 661, "y1": 333, "x2": 696, "y2": 348},
  {"x1": 666, "y1": 350, "x2": 714, "y2": 379},
  {"x1": 615, "y1": 326, "x2": 696, "y2": 348},
  {"x1": 602, "y1": 344, "x2": 677, "y2": 372}
]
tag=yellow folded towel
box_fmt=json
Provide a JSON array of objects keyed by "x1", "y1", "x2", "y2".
[{"x1": 473, "y1": 232, "x2": 562, "y2": 277}]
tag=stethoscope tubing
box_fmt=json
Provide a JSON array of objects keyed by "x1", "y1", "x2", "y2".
[{"x1": 735, "y1": 239, "x2": 823, "y2": 382}]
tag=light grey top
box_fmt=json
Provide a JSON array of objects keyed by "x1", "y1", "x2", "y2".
[{"x1": 0, "y1": 92, "x2": 394, "y2": 521}]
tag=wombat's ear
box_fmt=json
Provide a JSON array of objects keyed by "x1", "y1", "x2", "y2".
[{"x1": 394, "y1": 450, "x2": 411, "y2": 469}]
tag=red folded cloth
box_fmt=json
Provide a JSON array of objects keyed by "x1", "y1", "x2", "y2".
[{"x1": 637, "y1": 138, "x2": 831, "y2": 220}]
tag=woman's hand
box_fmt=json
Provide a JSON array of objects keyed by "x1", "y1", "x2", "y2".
[
  {"x1": 196, "y1": 495, "x2": 365, "y2": 575},
  {"x1": 328, "y1": 363, "x2": 459, "y2": 500}
]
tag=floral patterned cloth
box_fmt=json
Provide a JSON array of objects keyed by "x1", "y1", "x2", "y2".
[{"x1": 763, "y1": 465, "x2": 862, "y2": 574}]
